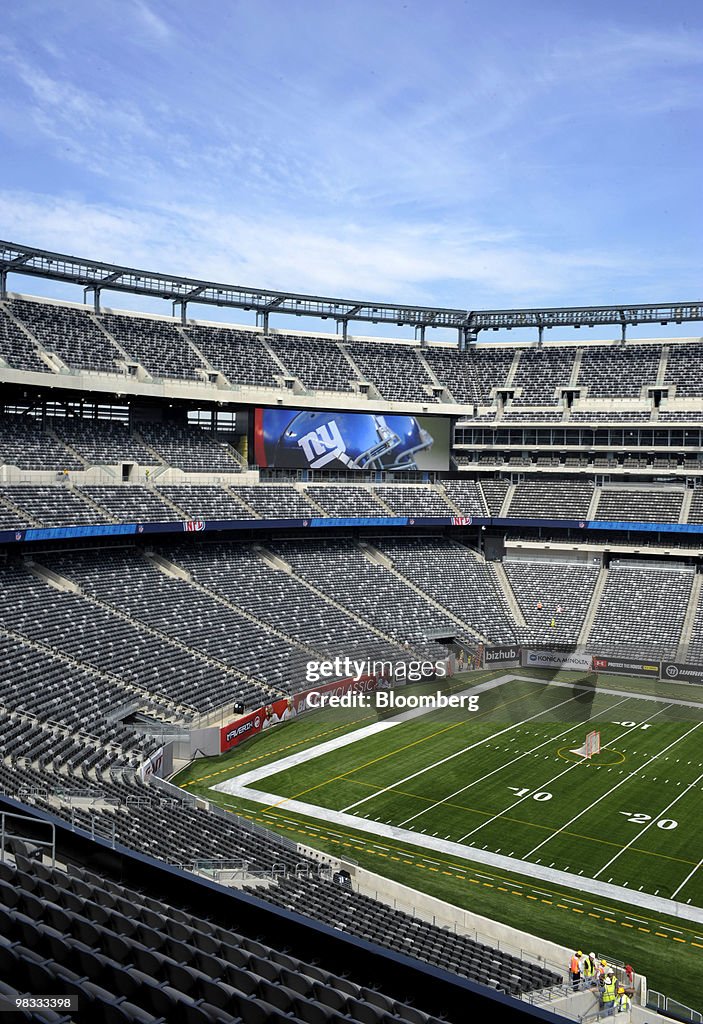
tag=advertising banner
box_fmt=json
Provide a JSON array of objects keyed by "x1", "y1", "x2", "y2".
[
  {"x1": 139, "y1": 745, "x2": 166, "y2": 781},
  {"x1": 592, "y1": 655, "x2": 660, "y2": 677},
  {"x1": 483, "y1": 645, "x2": 522, "y2": 666},
  {"x1": 220, "y1": 697, "x2": 291, "y2": 753},
  {"x1": 660, "y1": 661, "x2": 703, "y2": 684},
  {"x1": 522, "y1": 649, "x2": 593, "y2": 672},
  {"x1": 219, "y1": 675, "x2": 382, "y2": 753},
  {"x1": 253, "y1": 407, "x2": 449, "y2": 472}
]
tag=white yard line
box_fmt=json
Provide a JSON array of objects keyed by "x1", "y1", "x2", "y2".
[
  {"x1": 341, "y1": 689, "x2": 594, "y2": 814},
  {"x1": 398, "y1": 693, "x2": 636, "y2": 829},
  {"x1": 524, "y1": 719, "x2": 703, "y2": 860},
  {"x1": 458, "y1": 701, "x2": 674, "y2": 844},
  {"x1": 594, "y1": 763, "x2": 703, "y2": 879},
  {"x1": 672, "y1": 853, "x2": 703, "y2": 900}
]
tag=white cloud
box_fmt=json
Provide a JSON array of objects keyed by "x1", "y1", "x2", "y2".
[{"x1": 0, "y1": 189, "x2": 692, "y2": 312}]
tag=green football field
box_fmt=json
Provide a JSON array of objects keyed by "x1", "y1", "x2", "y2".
[
  {"x1": 174, "y1": 668, "x2": 703, "y2": 1009},
  {"x1": 257, "y1": 675, "x2": 703, "y2": 907}
]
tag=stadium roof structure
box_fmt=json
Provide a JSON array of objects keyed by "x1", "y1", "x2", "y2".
[{"x1": 1, "y1": 239, "x2": 701, "y2": 344}]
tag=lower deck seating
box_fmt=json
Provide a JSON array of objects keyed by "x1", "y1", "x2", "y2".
[
  {"x1": 587, "y1": 561, "x2": 693, "y2": 660},
  {"x1": 252, "y1": 877, "x2": 561, "y2": 999},
  {"x1": 503, "y1": 559, "x2": 600, "y2": 642}
]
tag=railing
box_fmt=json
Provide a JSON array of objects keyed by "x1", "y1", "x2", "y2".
[
  {"x1": 0, "y1": 810, "x2": 56, "y2": 866},
  {"x1": 648, "y1": 991, "x2": 702, "y2": 1023}
]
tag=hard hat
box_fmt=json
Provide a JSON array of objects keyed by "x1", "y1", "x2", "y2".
[
  {"x1": 601, "y1": 959, "x2": 607, "y2": 965},
  {"x1": 618, "y1": 988, "x2": 625, "y2": 994},
  {"x1": 590, "y1": 952, "x2": 595, "y2": 958},
  {"x1": 576, "y1": 950, "x2": 582, "y2": 956}
]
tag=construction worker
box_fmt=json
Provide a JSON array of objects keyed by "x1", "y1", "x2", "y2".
[
  {"x1": 569, "y1": 950, "x2": 582, "y2": 991},
  {"x1": 597, "y1": 959, "x2": 608, "y2": 986},
  {"x1": 623, "y1": 964, "x2": 635, "y2": 995},
  {"x1": 581, "y1": 951, "x2": 595, "y2": 988},
  {"x1": 615, "y1": 987, "x2": 630, "y2": 1012},
  {"x1": 601, "y1": 970, "x2": 617, "y2": 1016}
]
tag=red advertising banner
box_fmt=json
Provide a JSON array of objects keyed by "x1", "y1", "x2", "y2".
[{"x1": 219, "y1": 675, "x2": 380, "y2": 753}]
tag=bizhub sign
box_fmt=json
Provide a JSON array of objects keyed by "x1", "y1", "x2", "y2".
[{"x1": 483, "y1": 646, "x2": 521, "y2": 665}]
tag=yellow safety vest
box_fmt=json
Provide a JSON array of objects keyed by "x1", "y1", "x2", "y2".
[{"x1": 603, "y1": 979, "x2": 616, "y2": 1003}]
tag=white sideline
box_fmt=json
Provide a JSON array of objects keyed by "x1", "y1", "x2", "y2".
[{"x1": 210, "y1": 673, "x2": 703, "y2": 924}]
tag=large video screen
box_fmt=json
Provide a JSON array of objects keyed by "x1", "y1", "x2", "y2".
[{"x1": 254, "y1": 408, "x2": 449, "y2": 472}]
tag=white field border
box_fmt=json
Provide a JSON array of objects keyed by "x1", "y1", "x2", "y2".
[{"x1": 211, "y1": 673, "x2": 703, "y2": 923}]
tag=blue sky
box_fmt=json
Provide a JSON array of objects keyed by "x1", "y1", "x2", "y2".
[{"x1": 0, "y1": 0, "x2": 701, "y2": 338}]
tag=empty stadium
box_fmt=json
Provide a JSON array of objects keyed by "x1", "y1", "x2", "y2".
[{"x1": 0, "y1": 238, "x2": 701, "y2": 1023}]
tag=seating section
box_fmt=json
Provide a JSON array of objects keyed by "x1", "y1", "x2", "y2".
[
  {"x1": 510, "y1": 347, "x2": 575, "y2": 406},
  {"x1": 186, "y1": 324, "x2": 282, "y2": 387},
  {"x1": 231, "y1": 485, "x2": 318, "y2": 518},
  {"x1": 11, "y1": 299, "x2": 123, "y2": 374},
  {"x1": 2, "y1": 485, "x2": 104, "y2": 527},
  {"x1": 373, "y1": 485, "x2": 457, "y2": 516},
  {"x1": 507, "y1": 480, "x2": 594, "y2": 519},
  {"x1": 137, "y1": 423, "x2": 242, "y2": 473},
  {"x1": 0, "y1": 851, "x2": 547, "y2": 1024},
  {"x1": 686, "y1": 490, "x2": 703, "y2": 524},
  {"x1": 0, "y1": 415, "x2": 82, "y2": 472},
  {"x1": 424, "y1": 347, "x2": 513, "y2": 406},
  {"x1": 577, "y1": 344, "x2": 661, "y2": 397},
  {"x1": 0, "y1": 563, "x2": 256, "y2": 716},
  {"x1": 267, "y1": 334, "x2": 358, "y2": 392},
  {"x1": 378, "y1": 538, "x2": 517, "y2": 643},
  {"x1": 268, "y1": 539, "x2": 454, "y2": 655},
  {"x1": 664, "y1": 343, "x2": 703, "y2": 397},
  {"x1": 478, "y1": 480, "x2": 509, "y2": 515},
  {"x1": 348, "y1": 343, "x2": 437, "y2": 403},
  {"x1": 156, "y1": 486, "x2": 251, "y2": 520},
  {"x1": 52, "y1": 419, "x2": 157, "y2": 466},
  {"x1": 305, "y1": 486, "x2": 388, "y2": 517},
  {"x1": 79, "y1": 486, "x2": 181, "y2": 523},
  {"x1": 100, "y1": 312, "x2": 205, "y2": 380},
  {"x1": 684, "y1": 590, "x2": 703, "y2": 665},
  {"x1": 256, "y1": 877, "x2": 560, "y2": 998},
  {"x1": 0, "y1": 305, "x2": 48, "y2": 372},
  {"x1": 163, "y1": 543, "x2": 403, "y2": 666},
  {"x1": 586, "y1": 562, "x2": 693, "y2": 660},
  {"x1": 38, "y1": 549, "x2": 306, "y2": 700},
  {"x1": 595, "y1": 487, "x2": 684, "y2": 523},
  {"x1": 441, "y1": 480, "x2": 487, "y2": 516},
  {"x1": 503, "y1": 559, "x2": 600, "y2": 642}
]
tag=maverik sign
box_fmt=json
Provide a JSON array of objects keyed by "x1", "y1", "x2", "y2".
[
  {"x1": 522, "y1": 649, "x2": 592, "y2": 672},
  {"x1": 483, "y1": 645, "x2": 522, "y2": 665},
  {"x1": 660, "y1": 661, "x2": 703, "y2": 684}
]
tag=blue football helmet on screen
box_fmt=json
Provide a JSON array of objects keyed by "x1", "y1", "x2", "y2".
[{"x1": 270, "y1": 411, "x2": 433, "y2": 470}]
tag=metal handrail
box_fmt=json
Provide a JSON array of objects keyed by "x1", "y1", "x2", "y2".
[{"x1": 0, "y1": 810, "x2": 56, "y2": 866}]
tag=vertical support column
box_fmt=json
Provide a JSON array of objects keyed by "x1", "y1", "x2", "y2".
[
  {"x1": 0, "y1": 269, "x2": 7, "y2": 300},
  {"x1": 415, "y1": 324, "x2": 426, "y2": 346},
  {"x1": 256, "y1": 310, "x2": 270, "y2": 333}
]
